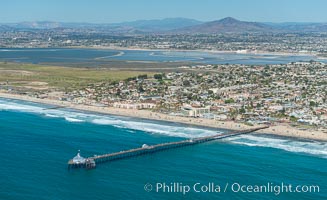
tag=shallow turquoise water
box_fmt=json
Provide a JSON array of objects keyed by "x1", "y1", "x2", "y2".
[{"x1": 0, "y1": 98, "x2": 326, "y2": 200}]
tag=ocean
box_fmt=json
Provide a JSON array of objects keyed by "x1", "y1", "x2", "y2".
[
  {"x1": 0, "y1": 48, "x2": 325, "y2": 65},
  {"x1": 0, "y1": 98, "x2": 326, "y2": 200}
]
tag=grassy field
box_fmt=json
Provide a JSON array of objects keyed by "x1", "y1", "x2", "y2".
[{"x1": 0, "y1": 62, "x2": 155, "y2": 90}]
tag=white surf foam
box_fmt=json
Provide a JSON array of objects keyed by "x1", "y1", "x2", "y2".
[
  {"x1": 1, "y1": 98, "x2": 326, "y2": 158},
  {"x1": 0, "y1": 98, "x2": 219, "y2": 138},
  {"x1": 91, "y1": 117, "x2": 219, "y2": 138},
  {"x1": 64, "y1": 117, "x2": 84, "y2": 122},
  {"x1": 0, "y1": 100, "x2": 44, "y2": 112},
  {"x1": 45, "y1": 114, "x2": 60, "y2": 118},
  {"x1": 91, "y1": 118, "x2": 121, "y2": 125},
  {"x1": 225, "y1": 135, "x2": 327, "y2": 158}
]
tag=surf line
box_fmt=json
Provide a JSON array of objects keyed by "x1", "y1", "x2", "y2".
[
  {"x1": 43, "y1": 106, "x2": 66, "y2": 110},
  {"x1": 68, "y1": 126, "x2": 269, "y2": 170}
]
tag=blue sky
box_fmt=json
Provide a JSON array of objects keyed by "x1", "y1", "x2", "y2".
[{"x1": 1, "y1": 0, "x2": 327, "y2": 23}]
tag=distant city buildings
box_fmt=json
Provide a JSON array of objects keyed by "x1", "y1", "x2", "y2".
[{"x1": 1, "y1": 30, "x2": 327, "y2": 54}]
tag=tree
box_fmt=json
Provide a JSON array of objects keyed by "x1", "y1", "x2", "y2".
[
  {"x1": 138, "y1": 74, "x2": 148, "y2": 79},
  {"x1": 125, "y1": 77, "x2": 137, "y2": 82},
  {"x1": 154, "y1": 74, "x2": 163, "y2": 80},
  {"x1": 224, "y1": 98, "x2": 235, "y2": 104},
  {"x1": 116, "y1": 88, "x2": 121, "y2": 96},
  {"x1": 280, "y1": 107, "x2": 286, "y2": 115},
  {"x1": 290, "y1": 116, "x2": 298, "y2": 122},
  {"x1": 138, "y1": 85, "x2": 145, "y2": 92},
  {"x1": 183, "y1": 80, "x2": 191, "y2": 87}
]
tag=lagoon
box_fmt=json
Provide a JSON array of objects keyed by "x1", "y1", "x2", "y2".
[{"x1": 0, "y1": 48, "x2": 325, "y2": 66}]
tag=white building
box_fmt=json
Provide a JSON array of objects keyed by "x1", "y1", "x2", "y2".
[
  {"x1": 113, "y1": 102, "x2": 156, "y2": 110},
  {"x1": 181, "y1": 105, "x2": 211, "y2": 117}
]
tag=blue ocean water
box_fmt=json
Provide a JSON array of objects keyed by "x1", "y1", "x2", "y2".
[
  {"x1": 0, "y1": 48, "x2": 325, "y2": 65},
  {"x1": 0, "y1": 98, "x2": 326, "y2": 200}
]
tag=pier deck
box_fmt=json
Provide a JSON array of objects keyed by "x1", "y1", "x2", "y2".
[{"x1": 68, "y1": 126, "x2": 268, "y2": 169}]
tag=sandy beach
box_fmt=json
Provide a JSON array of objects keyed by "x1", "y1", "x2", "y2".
[{"x1": 0, "y1": 91, "x2": 326, "y2": 141}]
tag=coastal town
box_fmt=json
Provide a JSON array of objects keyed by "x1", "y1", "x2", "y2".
[
  {"x1": 2, "y1": 1, "x2": 327, "y2": 200},
  {"x1": 1, "y1": 60, "x2": 326, "y2": 135},
  {"x1": 1, "y1": 16, "x2": 327, "y2": 140},
  {"x1": 1, "y1": 29, "x2": 327, "y2": 55}
]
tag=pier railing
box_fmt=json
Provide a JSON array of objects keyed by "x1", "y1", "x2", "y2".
[{"x1": 68, "y1": 126, "x2": 268, "y2": 169}]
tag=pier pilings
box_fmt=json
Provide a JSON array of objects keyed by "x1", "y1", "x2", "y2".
[{"x1": 68, "y1": 126, "x2": 268, "y2": 169}]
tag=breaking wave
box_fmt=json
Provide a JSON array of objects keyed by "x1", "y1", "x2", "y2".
[
  {"x1": 0, "y1": 98, "x2": 326, "y2": 158},
  {"x1": 0, "y1": 98, "x2": 219, "y2": 139},
  {"x1": 64, "y1": 117, "x2": 84, "y2": 122},
  {"x1": 225, "y1": 135, "x2": 327, "y2": 158}
]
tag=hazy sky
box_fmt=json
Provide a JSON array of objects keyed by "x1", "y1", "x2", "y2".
[{"x1": 1, "y1": 0, "x2": 327, "y2": 23}]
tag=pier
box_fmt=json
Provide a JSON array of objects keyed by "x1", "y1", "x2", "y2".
[{"x1": 68, "y1": 126, "x2": 268, "y2": 169}]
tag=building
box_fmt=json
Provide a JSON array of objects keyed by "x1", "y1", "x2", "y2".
[
  {"x1": 181, "y1": 105, "x2": 211, "y2": 117},
  {"x1": 113, "y1": 102, "x2": 156, "y2": 110}
]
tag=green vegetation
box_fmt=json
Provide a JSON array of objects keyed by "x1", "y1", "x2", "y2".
[
  {"x1": 290, "y1": 116, "x2": 298, "y2": 122},
  {"x1": 224, "y1": 98, "x2": 235, "y2": 104},
  {"x1": 154, "y1": 73, "x2": 164, "y2": 80},
  {"x1": 309, "y1": 101, "x2": 317, "y2": 107},
  {"x1": 0, "y1": 62, "x2": 155, "y2": 90}
]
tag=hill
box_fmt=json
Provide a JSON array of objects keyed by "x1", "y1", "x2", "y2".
[{"x1": 173, "y1": 17, "x2": 274, "y2": 33}]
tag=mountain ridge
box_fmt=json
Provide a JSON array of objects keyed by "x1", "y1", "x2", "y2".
[
  {"x1": 172, "y1": 17, "x2": 274, "y2": 33},
  {"x1": 2, "y1": 17, "x2": 327, "y2": 33}
]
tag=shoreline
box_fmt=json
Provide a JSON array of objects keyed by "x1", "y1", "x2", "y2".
[
  {"x1": 0, "y1": 92, "x2": 326, "y2": 142},
  {"x1": 82, "y1": 46, "x2": 319, "y2": 57},
  {"x1": 1, "y1": 46, "x2": 321, "y2": 58}
]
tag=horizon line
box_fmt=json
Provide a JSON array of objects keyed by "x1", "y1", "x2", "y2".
[{"x1": 1, "y1": 17, "x2": 327, "y2": 25}]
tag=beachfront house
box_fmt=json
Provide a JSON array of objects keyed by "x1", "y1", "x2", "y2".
[{"x1": 181, "y1": 105, "x2": 211, "y2": 117}]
